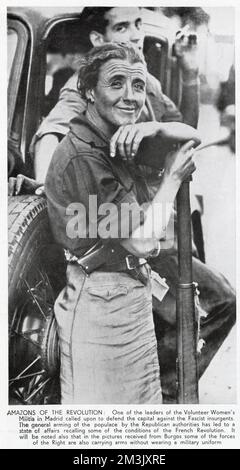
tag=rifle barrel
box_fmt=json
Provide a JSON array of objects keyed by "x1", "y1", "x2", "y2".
[{"x1": 176, "y1": 180, "x2": 199, "y2": 404}]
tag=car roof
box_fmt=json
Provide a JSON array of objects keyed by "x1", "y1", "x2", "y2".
[
  {"x1": 7, "y1": 7, "x2": 175, "y2": 44},
  {"x1": 7, "y1": 7, "x2": 83, "y2": 33},
  {"x1": 7, "y1": 7, "x2": 84, "y2": 21}
]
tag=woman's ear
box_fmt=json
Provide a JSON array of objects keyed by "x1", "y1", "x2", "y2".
[
  {"x1": 89, "y1": 30, "x2": 105, "y2": 47},
  {"x1": 86, "y1": 89, "x2": 95, "y2": 104}
]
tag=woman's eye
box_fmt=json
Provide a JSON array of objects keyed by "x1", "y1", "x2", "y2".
[
  {"x1": 134, "y1": 83, "x2": 145, "y2": 92},
  {"x1": 111, "y1": 80, "x2": 123, "y2": 89}
]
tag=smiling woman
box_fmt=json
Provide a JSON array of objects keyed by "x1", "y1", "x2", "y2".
[{"x1": 45, "y1": 42, "x2": 199, "y2": 404}]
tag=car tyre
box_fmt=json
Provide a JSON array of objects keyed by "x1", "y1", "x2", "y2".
[{"x1": 8, "y1": 195, "x2": 65, "y2": 405}]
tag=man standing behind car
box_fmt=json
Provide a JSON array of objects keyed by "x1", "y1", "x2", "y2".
[{"x1": 9, "y1": 6, "x2": 235, "y2": 403}]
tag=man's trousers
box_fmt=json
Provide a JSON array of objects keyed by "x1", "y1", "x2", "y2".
[{"x1": 150, "y1": 252, "x2": 236, "y2": 403}]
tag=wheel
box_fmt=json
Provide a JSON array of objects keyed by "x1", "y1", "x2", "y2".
[{"x1": 8, "y1": 195, "x2": 66, "y2": 404}]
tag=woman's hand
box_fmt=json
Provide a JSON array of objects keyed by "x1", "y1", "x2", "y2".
[
  {"x1": 110, "y1": 122, "x2": 161, "y2": 160},
  {"x1": 110, "y1": 121, "x2": 201, "y2": 161},
  {"x1": 164, "y1": 140, "x2": 197, "y2": 184}
]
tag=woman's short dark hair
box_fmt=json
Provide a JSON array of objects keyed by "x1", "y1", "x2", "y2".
[{"x1": 77, "y1": 43, "x2": 146, "y2": 99}]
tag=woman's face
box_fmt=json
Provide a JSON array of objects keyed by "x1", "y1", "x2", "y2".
[{"x1": 91, "y1": 58, "x2": 146, "y2": 130}]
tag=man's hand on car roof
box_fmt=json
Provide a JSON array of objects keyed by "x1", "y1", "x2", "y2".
[{"x1": 174, "y1": 25, "x2": 199, "y2": 78}]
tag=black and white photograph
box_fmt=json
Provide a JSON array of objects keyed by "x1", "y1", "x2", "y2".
[{"x1": 1, "y1": 0, "x2": 239, "y2": 452}]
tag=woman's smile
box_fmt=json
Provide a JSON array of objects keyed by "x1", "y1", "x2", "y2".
[{"x1": 117, "y1": 106, "x2": 136, "y2": 113}]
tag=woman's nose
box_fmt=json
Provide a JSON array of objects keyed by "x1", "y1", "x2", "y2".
[{"x1": 123, "y1": 83, "x2": 135, "y2": 101}]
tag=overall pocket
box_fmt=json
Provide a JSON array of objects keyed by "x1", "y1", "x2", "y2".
[{"x1": 87, "y1": 284, "x2": 128, "y2": 301}]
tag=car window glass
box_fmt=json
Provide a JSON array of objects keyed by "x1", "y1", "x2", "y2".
[
  {"x1": 42, "y1": 20, "x2": 86, "y2": 118},
  {"x1": 8, "y1": 19, "x2": 29, "y2": 140},
  {"x1": 7, "y1": 28, "x2": 18, "y2": 83}
]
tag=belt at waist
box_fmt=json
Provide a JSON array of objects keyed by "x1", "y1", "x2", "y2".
[
  {"x1": 96, "y1": 255, "x2": 147, "y2": 272},
  {"x1": 64, "y1": 246, "x2": 149, "y2": 285},
  {"x1": 96, "y1": 259, "x2": 150, "y2": 286},
  {"x1": 64, "y1": 245, "x2": 147, "y2": 275}
]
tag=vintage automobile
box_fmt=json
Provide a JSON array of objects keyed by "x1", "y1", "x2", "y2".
[{"x1": 7, "y1": 7, "x2": 201, "y2": 405}]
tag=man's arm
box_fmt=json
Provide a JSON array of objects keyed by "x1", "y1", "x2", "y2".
[
  {"x1": 175, "y1": 29, "x2": 200, "y2": 129},
  {"x1": 34, "y1": 73, "x2": 86, "y2": 183},
  {"x1": 149, "y1": 30, "x2": 200, "y2": 129},
  {"x1": 9, "y1": 74, "x2": 86, "y2": 195},
  {"x1": 34, "y1": 134, "x2": 60, "y2": 183},
  {"x1": 34, "y1": 74, "x2": 84, "y2": 142},
  {"x1": 180, "y1": 76, "x2": 199, "y2": 129},
  {"x1": 147, "y1": 71, "x2": 199, "y2": 130}
]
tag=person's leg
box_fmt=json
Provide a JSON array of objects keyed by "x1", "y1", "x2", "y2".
[
  {"x1": 55, "y1": 265, "x2": 162, "y2": 404},
  {"x1": 54, "y1": 263, "x2": 86, "y2": 404},
  {"x1": 150, "y1": 252, "x2": 236, "y2": 403}
]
